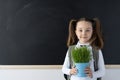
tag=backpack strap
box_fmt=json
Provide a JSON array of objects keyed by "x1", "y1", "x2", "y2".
[
  {"x1": 92, "y1": 48, "x2": 101, "y2": 80},
  {"x1": 92, "y1": 48, "x2": 99, "y2": 71},
  {"x1": 68, "y1": 45, "x2": 76, "y2": 68}
]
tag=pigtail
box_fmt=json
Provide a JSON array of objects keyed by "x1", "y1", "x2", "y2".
[
  {"x1": 67, "y1": 19, "x2": 77, "y2": 47},
  {"x1": 92, "y1": 18, "x2": 104, "y2": 49}
]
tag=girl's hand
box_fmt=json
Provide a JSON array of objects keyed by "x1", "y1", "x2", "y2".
[
  {"x1": 70, "y1": 66, "x2": 77, "y2": 75},
  {"x1": 85, "y1": 67, "x2": 93, "y2": 78}
]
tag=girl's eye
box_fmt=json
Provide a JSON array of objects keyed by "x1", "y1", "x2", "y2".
[
  {"x1": 86, "y1": 30, "x2": 90, "y2": 32},
  {"x1": 79, "y1": 30, "x2": 82, "y2": 32}
]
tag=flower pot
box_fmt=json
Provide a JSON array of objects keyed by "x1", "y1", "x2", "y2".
[{"x1": 75, "y1": 63, "x2": 89, "y2": 77}]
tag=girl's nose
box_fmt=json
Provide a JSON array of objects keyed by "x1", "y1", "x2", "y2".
[{"x1": 82, "y1": 31, "x2": 86, "y2": 35}]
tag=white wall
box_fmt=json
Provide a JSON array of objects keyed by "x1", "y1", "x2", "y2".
[
  {"x1": 0, "y1": 65, "x2": 120, "y2": 80},
  {"x1": 102, "y1": 69, "x2": 120, "y2": 80},
  {"x1": 0, "y1": 69, "x2": 64, "y2": 80}
]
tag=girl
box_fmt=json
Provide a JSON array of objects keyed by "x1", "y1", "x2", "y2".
[{"x1": 62, "y1": 18, "x2": 105, "y2": 80}]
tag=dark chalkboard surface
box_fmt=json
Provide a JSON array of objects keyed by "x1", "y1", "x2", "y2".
[{"x1": 0, "y1": 0, "x2": 120, "y2": 65}]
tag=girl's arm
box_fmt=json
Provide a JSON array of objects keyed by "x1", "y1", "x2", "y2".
[
  {"x1": 62, "y1": 50, "x2": 71, "y2": 75},
  {"x1": 92, "y1": 50, "x2": 105, "y2": 79}
]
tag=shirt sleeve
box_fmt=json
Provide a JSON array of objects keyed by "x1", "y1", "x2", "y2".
[
  {"x1": 92, "y1": 50, "x2": 106, "y2": 79},
  {"x1": 62, "y1": 49, "x2": 71, "y2": 75}
]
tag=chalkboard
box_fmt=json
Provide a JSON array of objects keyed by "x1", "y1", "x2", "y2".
[{"x1": 0, "y1": 0, "x2": 119, "y2": 65}]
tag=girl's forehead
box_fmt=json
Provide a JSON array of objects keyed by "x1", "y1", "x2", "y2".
[{"x1": 76, "y1": 21, "x2": 92, "y2": 28}]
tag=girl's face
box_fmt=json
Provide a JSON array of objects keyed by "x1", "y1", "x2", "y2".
[{"x1": 75, "y1": 21, "x2": 93, "y2": 44}]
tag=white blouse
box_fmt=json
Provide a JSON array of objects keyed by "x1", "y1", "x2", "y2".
[{"x1": 62, "y1": 42, "x2": 105, "y2": 80}]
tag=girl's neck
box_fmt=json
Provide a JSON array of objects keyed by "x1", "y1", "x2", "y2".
[{"x1": 79, "y1": 41, "x2": 89, "y2": 45}]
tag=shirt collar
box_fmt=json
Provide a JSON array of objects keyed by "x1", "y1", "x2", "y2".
[{"x1": 76, "y1": 41, "x2": 90, "y2": 48}]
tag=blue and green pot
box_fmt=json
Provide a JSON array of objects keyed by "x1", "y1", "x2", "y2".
[{"x1": 75, "y1": 63, "x2": 89, "y2": 77}]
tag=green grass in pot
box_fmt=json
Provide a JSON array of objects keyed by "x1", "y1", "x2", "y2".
[{"x1": 72, "y1": 46, "x2": 91, "y2": 63}]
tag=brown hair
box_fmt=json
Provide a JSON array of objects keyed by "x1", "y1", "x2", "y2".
[{"x1": 67, "y1": 17, "x2": 104, "y2": 49}]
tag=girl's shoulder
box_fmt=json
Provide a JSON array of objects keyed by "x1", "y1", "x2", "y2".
[
  {"x1": 69, "y1": 45, "x2": 76, "y2": 47},
  {"x1": 68, "y1": 45, "x2": 76, "y2": 51}
]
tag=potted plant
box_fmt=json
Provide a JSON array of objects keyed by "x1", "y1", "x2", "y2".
[{"x1": 72, "y1": 46, "x2": 91, "y2": 77}]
